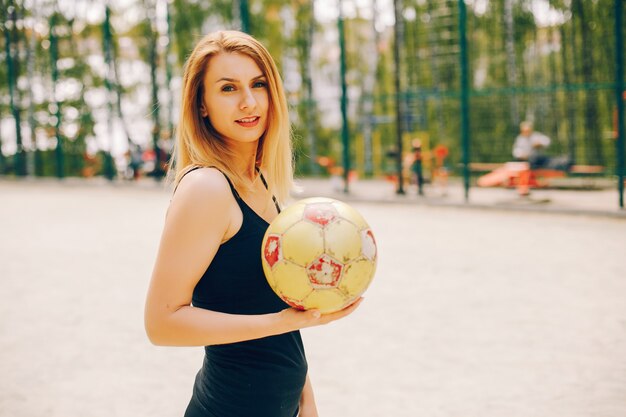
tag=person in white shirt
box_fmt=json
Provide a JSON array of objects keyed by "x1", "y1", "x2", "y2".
[{"x1": 512, "y1": 121, "x2": 551, "y2": 168}]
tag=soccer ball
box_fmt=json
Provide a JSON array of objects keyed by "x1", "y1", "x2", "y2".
[{"x1": 261, "y1": 197, "x2": 377, "y2": 314}]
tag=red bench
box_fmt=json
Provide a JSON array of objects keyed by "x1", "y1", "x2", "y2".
[{"x1": 473, "y1": 162, "x2": 606, "y2": 195}]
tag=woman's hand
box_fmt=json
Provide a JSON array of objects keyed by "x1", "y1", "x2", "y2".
[{"x1": 278, "y1": 297, "x2": 364, "y2": 333}]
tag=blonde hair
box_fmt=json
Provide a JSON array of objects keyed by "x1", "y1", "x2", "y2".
[{"x1": 171, "y1": 30, "x2": 293, "y2": 203}]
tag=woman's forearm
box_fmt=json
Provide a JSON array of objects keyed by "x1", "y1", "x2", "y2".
[
  {"x1": 145, "y1": 305, "x2": 287, "y2": 346},
  {"x1": 145, "y1": 297, "x2": 363, "y2": 347}
]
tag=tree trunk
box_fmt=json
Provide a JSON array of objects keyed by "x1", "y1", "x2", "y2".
[
  {"x1": 295, "y1": 0, "x2": 318, "y2": 174},
  {"x1": 26, "y1": 0, "x2": 39, "y2": 176},
  {"x1": 108, "y1": 4, "x2": 138, "y2": 170},
  {"x1": 504, "y1": 0, "x2": 520, "y2": 126},
  {"x1": 146, "y1": 1, "x2": 163, "y2": 178},
  {"x1": 49, "y1": 10, "x2": 64, "y2": 178},
  {"x1": 164, "y1": 0, "x2": 174, "y2": 148},
  {"x1": 0, "y1": 0, "x2": 8, "y2": 174},
  {"x1": 102, "y1": 4, "x2": 117, "y2": 180},
  {"x1": 5, "y1": 0, "x2": 26, "y2": 175},
  {"x1": 359, "y1": 0, "x2": 380, "y2": 177}
]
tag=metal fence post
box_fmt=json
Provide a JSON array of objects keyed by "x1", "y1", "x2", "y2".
[
  {"x1": 240, "y1": 0, "x2": 250, "y2": 34},
  {"x1": 338, "y1": 0, "x2": 350, "y2": 193},
  {"x1": 393, "y1": 0, "x2": 405, "y2": 195},
  {"x1": 616, "y1": 0, "x2": 625, "y2": 209},
  {"x1": 458, "y1": 0, "x2": 470, "y2": 202}
]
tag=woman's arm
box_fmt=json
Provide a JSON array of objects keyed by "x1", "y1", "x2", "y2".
[
  {"x1": 299, "y1": 373, "x2": 319, "y2": 417},
  {"x1": 144, "y1": 168, "x2": 362, "y2": 347}
]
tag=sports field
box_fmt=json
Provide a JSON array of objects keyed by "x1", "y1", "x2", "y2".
[{"x1": 1, "y1": 179, "x2": 625, "y2": 417}]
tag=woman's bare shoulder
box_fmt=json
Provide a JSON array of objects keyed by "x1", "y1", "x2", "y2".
[
  {"x1": 170, "y1": 167, "x2": 234, "y2": 215},
  {"x1": 176, "y1": 167, "x2": 231, "y2": 197}
]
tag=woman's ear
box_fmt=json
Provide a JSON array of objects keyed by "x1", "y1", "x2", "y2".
[{"x1": 200, "y1": 106, "x2": 208, "y2": 118}]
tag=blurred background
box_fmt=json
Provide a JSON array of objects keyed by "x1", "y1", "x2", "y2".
[{"x1": 0, "y1": 0, "x2": 624, "y2": 205}]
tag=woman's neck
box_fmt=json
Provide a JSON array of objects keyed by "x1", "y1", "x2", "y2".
[{"x1": 228, "y1": 140, "x2": 259, "y2": 181}]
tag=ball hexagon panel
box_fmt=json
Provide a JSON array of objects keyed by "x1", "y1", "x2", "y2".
[
  {"x1": 270, "y1": 260, "x2": 314, "y2": 302},
  {"x1": 324, "y1": 218, "x2": 362, "y2": 263},
  {"x1": 281, "y1": 221, "x2": 325, "y2": 266},
  {"x1": 306, "y1": 254, "x2": 343, "y2": 288},
  {"x1": 266, "y1": 202, "x2": 306, "y2": 236},
  {"x1": 338, "y1": 258, "x2": 376, "y2": 297},
  {"x1": 332, "y1": 200, "x2": 369, "y2": 230},
  {"x1": 302, "y1": 288, "x2": 348, "y2": 314}
]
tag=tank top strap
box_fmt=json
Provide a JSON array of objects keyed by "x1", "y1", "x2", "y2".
[
  {"x1": 172, "y1": 165, "x2": 202, "y2": 196},
  {"x1": 173, "y1": 165, "x2": 279, "y2": 213},
  {"x1": 220, "y1": 171, "x2": 243, "y2": 201},
  {"x1": 173, "y1": 165, "x2": 242, "y2": 202},
  {"x1": 256, "y1": 168, "x2": 281, "y2": 214}
]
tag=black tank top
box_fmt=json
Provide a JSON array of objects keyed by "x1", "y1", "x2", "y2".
[{"x1": 184, "y1": 168, "x2": 308, "y2": 417}]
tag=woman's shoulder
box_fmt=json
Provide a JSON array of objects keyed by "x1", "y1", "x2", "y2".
[
  {"x1": 177, "y1": 167, "x2": 230, "y2": 191},
  {"x1": 173, "y1": 167, "x2": 234, "y2": 207},
  {"x1": 164, "y1": 167, "x2": 235, "y2": 247}
]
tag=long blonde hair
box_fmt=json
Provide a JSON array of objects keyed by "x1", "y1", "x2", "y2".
[{"x1": 171, "y1": 30, "x2": 293, "y2": 203}]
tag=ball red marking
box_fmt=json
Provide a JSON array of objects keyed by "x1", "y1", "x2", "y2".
[
  {"x1": 303, "y1": 203, "x2": 338, "y2": 227},
  {"x1": 284, "y1": 297, "x2": 306, "y2": 310},
  {"x1": 264, "y1": 235, "x2": 281, "y2": 268},
  {"x1": 307, "y1": 254, "x2": 343, "y2": 287}
]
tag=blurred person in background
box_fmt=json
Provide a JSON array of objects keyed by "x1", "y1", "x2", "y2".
[
  {"x1": 127, "y1": 143, "x2": 144, "y2": 180},
  {"x1": 512, "y1": 121, "x2": 551, "y2": 169},
  {"x1": 512, "y1": 120, "x2": 571, "y2": 196},
  {"x1": 143, "y1": 30, "x2": 361, "y2": 417},
  {"x1": 410, "y1": 138, "x2": 425, "y2": 196}
]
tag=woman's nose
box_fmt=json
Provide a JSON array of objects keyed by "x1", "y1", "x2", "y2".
[{"x1": 240, "y1": 88, "x2": 257, "y2": 110}]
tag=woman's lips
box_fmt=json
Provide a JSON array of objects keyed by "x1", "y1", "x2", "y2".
[{"x1": 236, "y1": 116, "x2": 260, "y2": 128}]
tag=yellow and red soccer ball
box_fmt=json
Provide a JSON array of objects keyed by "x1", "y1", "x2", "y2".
[{"x1": 261, "y1": 197, "x2": 377, "y2": 313}]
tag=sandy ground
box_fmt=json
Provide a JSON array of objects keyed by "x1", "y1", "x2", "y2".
[{"x1": 1, "y1": 179, "x2": 625, "y2": 417}]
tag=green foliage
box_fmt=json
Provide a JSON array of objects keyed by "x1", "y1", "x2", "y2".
[
  {"x1": 0, "y1": 0, "x2": 623, "y2": 178},
  {"x1": 170, "y1": 0, "x2": 227, "y2": 66}
]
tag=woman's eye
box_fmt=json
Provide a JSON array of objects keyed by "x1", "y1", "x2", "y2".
[
  {"x1": 253, "y1": 81, "x2": 267, "y2": 88},
  {"x1": 221, "y1": 85, "x2": 235, "y2": 92}
]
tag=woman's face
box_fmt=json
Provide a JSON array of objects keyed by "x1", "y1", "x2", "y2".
[{"x1": 201, "y1": 52, "x2": 269, "y2": 146}]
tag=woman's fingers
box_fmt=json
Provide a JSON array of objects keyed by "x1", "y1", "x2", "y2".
[
  {"x1": 283, "y1": 297, "x2": 364, "y2": 331},
  {"x1": 316, "y1": 297, "x2": 364, "y2": 324}
]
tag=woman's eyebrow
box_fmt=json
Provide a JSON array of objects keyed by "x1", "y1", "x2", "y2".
[{"x1": 216, "y1": 75, "x2": 265, "y2": 83}]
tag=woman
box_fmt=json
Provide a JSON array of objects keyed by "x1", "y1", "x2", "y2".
[{"x1": 144, "y1": 30, "x2": 362, "y2": 417}]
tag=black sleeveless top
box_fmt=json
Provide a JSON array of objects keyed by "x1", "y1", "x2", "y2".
[{"x1": 184, "y1": 168, "x2": 308, "y2": 417}]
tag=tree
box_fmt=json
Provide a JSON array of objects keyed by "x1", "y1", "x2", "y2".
[{"x1": 3, "y1": 0, "x2": 26, "y2": 175}]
